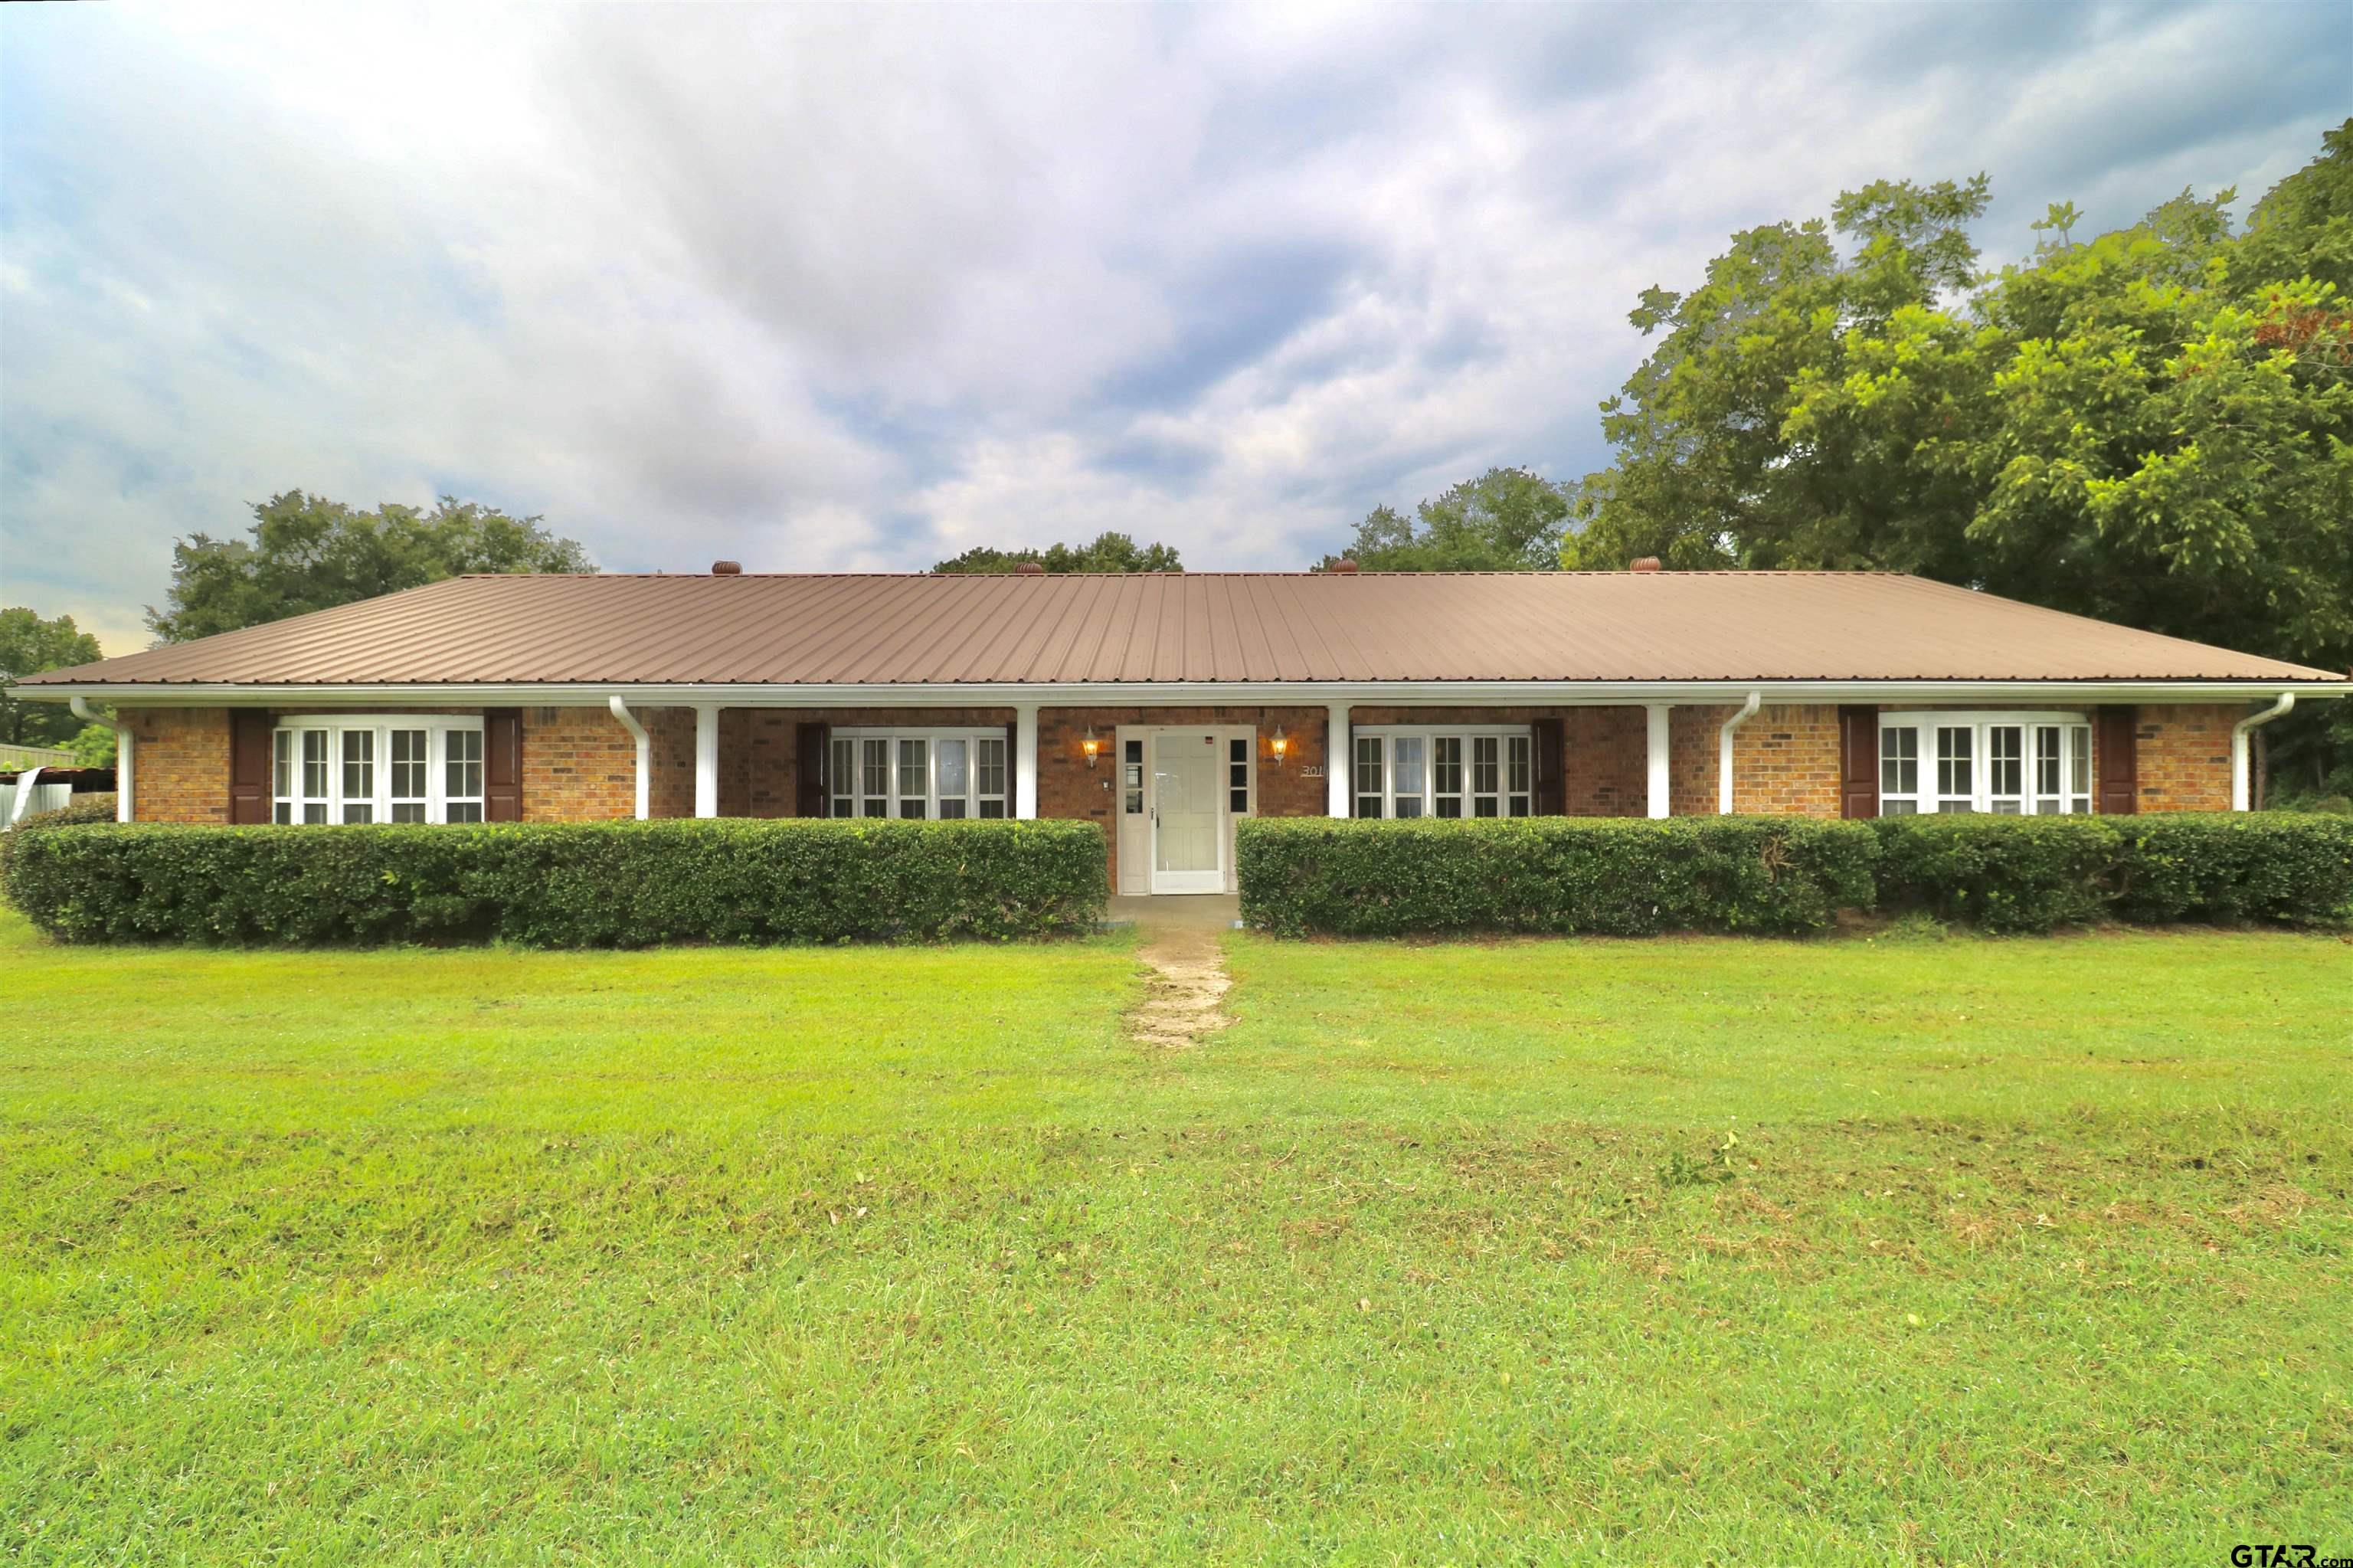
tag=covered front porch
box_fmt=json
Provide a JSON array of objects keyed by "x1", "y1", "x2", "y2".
[{"x1": 597, "y1": 696, "x2": 1824, "y2": 893}]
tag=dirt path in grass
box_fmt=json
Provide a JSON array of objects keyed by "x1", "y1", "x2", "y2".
[{"x1": 1129, "y1": 925, "x2": 1233, "y2": 1049}]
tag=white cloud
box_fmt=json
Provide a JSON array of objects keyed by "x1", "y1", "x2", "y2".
[{"x1": 1, "y1": 2, "x2": 2342, "y2": 653}]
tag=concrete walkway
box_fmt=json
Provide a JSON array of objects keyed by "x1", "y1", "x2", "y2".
[{"x1": 1111, "y1": 895, "x2": 1239, "y2": 1048}]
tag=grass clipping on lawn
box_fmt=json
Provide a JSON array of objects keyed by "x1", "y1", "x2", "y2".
[{"x1": 2, "y1": 908, "x2": 2348, "y2": 1562}]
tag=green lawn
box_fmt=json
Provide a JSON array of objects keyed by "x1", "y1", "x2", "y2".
[{"x1": 3, "y1": 908, "x2": 2348, "y2": 1563}]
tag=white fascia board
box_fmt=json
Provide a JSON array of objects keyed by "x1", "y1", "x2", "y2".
[{"x1": 15, "y1": 677, "x2": 2349, "y2": 707}]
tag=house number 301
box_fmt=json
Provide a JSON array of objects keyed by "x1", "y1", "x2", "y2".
[{"x1": 1301, "y1": 764, "x2": 1324, "y2": 778}]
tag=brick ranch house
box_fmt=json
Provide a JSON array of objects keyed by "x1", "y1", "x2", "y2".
[{"x1": 21, "y1": 565, "x2": 2348, "y2": 896}]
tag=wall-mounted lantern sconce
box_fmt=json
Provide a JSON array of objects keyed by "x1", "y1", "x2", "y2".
[
  {"x1": 1082, "y1": 725, "x2": 1101, "y2": 768},
  {"x1": 1269, "y1": 725, "x2": 1288, "y2": 767}
]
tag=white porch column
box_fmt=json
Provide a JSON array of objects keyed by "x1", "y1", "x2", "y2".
[
  {"x1": 1013, "y1": 702, "x2": 1039, "y2": 818},
  {"x1": 1719, "y1": 691, "x2": 1762, "y2": 814},
  {"x1": 692, "y1": 703, "x2": 720, "y2": 819},
  {"x1": 1326, "y1": 703, "x2": 1350, "y2": 817},
  {"x1": 1644, "y1": 704, "x2": 1672, "y2": 819}
]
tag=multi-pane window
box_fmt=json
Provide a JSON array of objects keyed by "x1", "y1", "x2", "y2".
[
  {"x1": 1124, "y1": 738, "x2": 1145, "y2": 817},
  {"x1": 1228, "y1": 738, "x2": 1252, "y2": 815},
  {"x1": 1351, "y1": 728, "x2": 1533, "y2": 819},
  {"x1": 444, "y1": 729, "x2": 484, "y2": 823},
  {"x1": 1353, "y1": 735, "x2": 1386, "y2": 819},
  {"x1": 1879, "y1": 726, "x2": 1919, "y2": 814},
  {"x1": 827, "y1": 728, "x2": 1010, "y2": 820},
  {"x1": 272, "y1": 716, "x2": 487, "y2": 825},
  {"x1": 1879, "y1": 713, "x2": 2094, "y2": 816},
  {"x1": 1432, "y1": 737, "x2": 1464, "y2": 817}
]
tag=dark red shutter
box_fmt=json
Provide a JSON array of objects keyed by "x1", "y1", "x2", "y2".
[
  {"x1": 228, "y1": 710, "x2": 273, "y2": 823},
  {"x1": 484, "y1": 709, "x2": 524, "y2": 821},
  {"x1": 1838, "y1": 705, "x2": 1879, "y2": 819},
  {"x1": 1531, "y1": 716, "x2": 1565, "y2": 815},
  {"x1": 795, "y1": 722, "x2": 830, "y2": 817},
  {"x1": 2095, "y1": 707, "x2": 2138, "y2": 815}
]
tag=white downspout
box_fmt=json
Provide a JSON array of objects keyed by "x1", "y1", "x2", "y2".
[
  {"x1": 608, "y1": 695, "x2": 650, "y2": 820},
  {"x1": 1717, "y1": 690, "x2": 1761, "y2": 814},
  {"x1": 2230, "y1": 692, "x2": 2295, "y2": 812},
  {"x1": 70, "y1": 696, "x2": 132, "y2": 823}
]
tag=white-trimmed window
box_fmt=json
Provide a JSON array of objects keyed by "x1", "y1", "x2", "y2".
[
  {"x1": 272, "y1": 715, "x2": 487, "y2": 825},
  {"x1": 1353, "y1": 726, "x2": 1533, "y2": 819},
  {"x1": 1878, "y1": 712, "x2": 2092, "y2": 815},
  {"x1": 827, "y1": 728, "x2": 1009, "y2": 820}
]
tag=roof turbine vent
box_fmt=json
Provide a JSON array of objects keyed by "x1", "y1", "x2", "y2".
[
  {"x1": 1330, "y1": 558, "x2": 1360, "y2": 574},
  {"x1": 1628, "y1": 556, "x2": 1663, "y2": 573},
  {"x1": 711, "y1": 560, "x2": 743, "y2": 576},
  {"x1": 1014, "y1": 561, "x2": 1046, "y2": 576}
]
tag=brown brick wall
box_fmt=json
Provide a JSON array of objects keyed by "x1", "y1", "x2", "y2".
[
  {"x1": 2135, "y1": 703, "x2": 2237, "y2": 813},
  {"x1": 1664, "y1": 704, "x2": 1842, "y2": 817},
  {"x1": 120, "y1": 707, "x2": 232, "y2": 823},
  {"x1": 520, "y1": 706, "x2": 634, "y2": 823}
]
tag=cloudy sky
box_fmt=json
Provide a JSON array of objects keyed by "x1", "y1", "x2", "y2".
[{"x1": 2, "y1": 3, "x2": 2345, "y2": 654}]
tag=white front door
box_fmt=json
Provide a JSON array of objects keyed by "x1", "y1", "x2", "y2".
[{"x1": 1150, "y1": 732, "x2": 1226, "y2": 894}]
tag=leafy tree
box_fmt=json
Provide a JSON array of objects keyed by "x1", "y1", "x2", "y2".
[
  {"x1": 931, "y1": 532, "x2": 1182, "y2": 574},
  {"x1": 148, "y1": 492, "x2": 595, "y2": 643},
  {"x1": 0, "y1": 607, "x2": 103, "y2": 747},
  {"x1": 1319, "y1": 467, "x2": 1574, "y2": 571},
  {"x1": 1575, "y1": 121, "x2": 2353, "y2": 793},
  {"x1": 67, "y1": 721, "x2": 118, "y2": 768}
]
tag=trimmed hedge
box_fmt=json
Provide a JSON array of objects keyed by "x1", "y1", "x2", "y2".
[
  {"x1": 1871, "y1": 811, "x2": 2353, "y2": 933},
  {"x1": 1236, "y1": 816, "x2": 1879, "y2": 938},
  {"x1": 0, "y1": 818, "x2": 1106, "y2": 947},
  {"x1": 1867, "y1": 814, "x2": 2122, "y2": 934},
  {"x1": 2112, "y1": 812, "x2": 2353, "y2": 927}
]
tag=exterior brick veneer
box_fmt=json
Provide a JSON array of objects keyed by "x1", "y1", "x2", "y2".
[
  {"x1": 104, "y1": 696, "x2": 2248, "y2": 839},
  {"x1": 119, "y1": 707, "x2": 232, "y2": 824},
  {"x1": 520, "y1": 706, "x2": 635, "y2": 822},
  {"x1": 2136, "y1": 703, "x2": 2238, "y2": 813}
]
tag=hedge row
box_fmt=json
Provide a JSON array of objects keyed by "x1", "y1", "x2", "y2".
[
  {"x1": 1871, "y1": 811, "x2": 2353, "y2": 934},
  {"x1": 0, "y1": 818, "x2": 1106, "y2": 947},
  {"x1": 1236, "y1": 816, "x2": 1879, "y2": 937},
  {"x1": 1239, "y1": 812, "x2": 2353, "y2": 938}
]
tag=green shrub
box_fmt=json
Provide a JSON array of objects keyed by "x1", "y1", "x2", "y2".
[
  {"x1": 10, "y1": 794, "x2": 117, "y2": 829},
  {"x1": 1235, "y1": 816, "x2": 1877, "y2": 938},
  {"x1": 1869, "y1": 814, "x2": 2122, "y2": 934},
  {"x1": 0, "y1": 818, "x2": 1106, "y2": 947},
  {"x1": 2112, "y1": 813, "x2": 2353, "y2": 926}
]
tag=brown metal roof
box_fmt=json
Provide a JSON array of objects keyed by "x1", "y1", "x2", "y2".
[{"x1": 24, "y1": 571, "x2": 2345, "y2": 687}]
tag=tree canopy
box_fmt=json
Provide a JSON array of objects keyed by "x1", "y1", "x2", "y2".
[
  {"x1": 1574, "y1": 120, "x2": 2353, "y2": 795},
  {"x1": 0, "y1": 607, "x2": 104, "y2": 748},
  {"x1": 1319, "y1": 466, "x2": 1574, "y2": 571},
  {"x1": 931, "y1": 532, "x2": 1182, "y2": 574},
  {"x1": 1574, "y1": 122, "x2": 2353, "y2": 673},
  {"x1": 147, "y1": 492, "x2": 596, "y2": 643}
]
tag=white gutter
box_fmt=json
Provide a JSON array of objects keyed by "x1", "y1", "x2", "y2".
[
  {"x1": 17, "y1": 677, "x2": 2351, "y2": 709},
  {"x1": 70, "y1": 696, "x2": 131, "y2": 823},
  {"x1": 607, "y1": 695, "x2": 650, "y2": 820},
  {"x1": 1718, "y1": 691, "x2": 1762, "y2": 813},
  {"x1": 2230, "y1": 692, "x2": 2296, "y2": 811}
]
